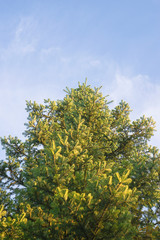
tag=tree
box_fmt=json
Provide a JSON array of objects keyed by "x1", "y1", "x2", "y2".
[{"x1": 0, "y1": 81, "x2": 160, "y2": 239}]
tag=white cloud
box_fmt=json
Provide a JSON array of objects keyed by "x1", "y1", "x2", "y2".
[
  {"x1": 40, "y1": 47, "x2": 61, "y2": 56},
  {"x1": 40, "y1": 47, "x2": 61, "y2": 62},
  {"x1": 109, "y1": 72, "x2": 160, "y2": 147},
  {"x1": 0, "y1": 30, "x2": 159, "y2": 149},
  {"x1": 0, "y1": 17, "x2": 37, "y2": 60}
]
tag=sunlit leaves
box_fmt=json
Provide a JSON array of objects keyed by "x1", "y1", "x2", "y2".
[{"x1": 0, "y1": 82, "x2": 159, "y2": 239}]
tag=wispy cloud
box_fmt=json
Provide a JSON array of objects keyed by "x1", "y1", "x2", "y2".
[
  {"x1": 40, "y1": 47, "x2": 61, "y2": 56},
  {"x1": 0, "y1": 17, "x2": 159, "y2": 148},
  {"x1": 109, "y1": 72, "x2": 160, "y2": 147},
  {"x1": 0, "y1": 17, "x2": 37, "y2": 60}
]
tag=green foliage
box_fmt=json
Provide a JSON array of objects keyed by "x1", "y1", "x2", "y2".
[{"x1": 0, "y1": 81, "x2": 160, "y2": 239}]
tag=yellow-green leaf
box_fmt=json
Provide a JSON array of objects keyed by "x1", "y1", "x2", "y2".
[
  {"x1": 116, "y1": 172, "x2": 121, "y2": 182},
  {"x1": 64, "y1": 189, "x2": 68, "y2": 201},
  {"x1": 123, "y1": 178, "x2": 132, "y2": 184},
  {"x1": 109, "y1": 176, "x2": 112, "y2": 185}
]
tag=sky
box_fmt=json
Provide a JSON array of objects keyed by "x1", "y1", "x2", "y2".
[{"x1": 0, "y1": 0, "x2": 160, "y2": 157}]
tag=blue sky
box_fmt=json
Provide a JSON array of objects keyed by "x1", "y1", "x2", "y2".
[{"x1": 0, "y1": 0, "x2": 160, "y2": 153}]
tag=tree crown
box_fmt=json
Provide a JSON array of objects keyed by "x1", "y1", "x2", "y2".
[{"x1": 0, "y1": 82, "x2": 159, "y2": 239}]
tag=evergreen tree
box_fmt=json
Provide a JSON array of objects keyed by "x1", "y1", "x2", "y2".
[{"x1": 0, "y1": 82, "x2": 159, "y2": 239}]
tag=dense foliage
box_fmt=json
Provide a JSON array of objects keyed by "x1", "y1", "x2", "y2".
[{"x1": 0, "y1": 82, "x2": 160, "y2": 239}]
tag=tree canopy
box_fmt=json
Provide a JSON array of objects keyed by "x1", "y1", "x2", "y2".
[{"x1": 0, "y1": 81, "x2": 160, "y2": 239}]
